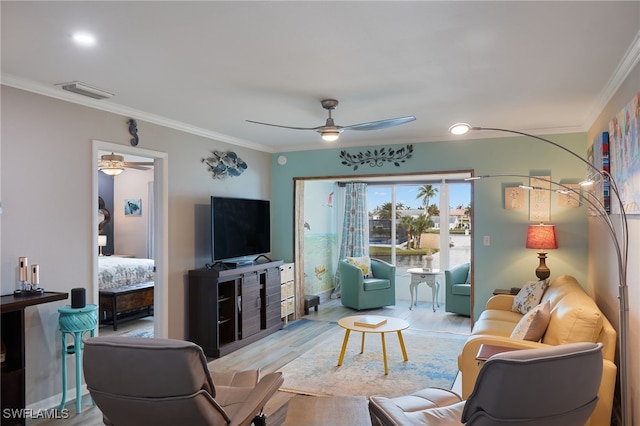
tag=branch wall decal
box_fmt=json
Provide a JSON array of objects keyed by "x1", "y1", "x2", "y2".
[{"x1": 339, "y1": 145, "x2": 413, "y2": 171}]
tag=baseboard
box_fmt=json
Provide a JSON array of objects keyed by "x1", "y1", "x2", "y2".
[
  {"x1": 317, "y1": 289, "x2": 333, "y2": 303},
  {"x1": 27, "y1": 384, "x2": 90, "y2": 413}
]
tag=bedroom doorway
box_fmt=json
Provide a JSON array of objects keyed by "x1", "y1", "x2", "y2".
[{"x1": 92, "y1": 140, "x2": 169, "y2": 338}]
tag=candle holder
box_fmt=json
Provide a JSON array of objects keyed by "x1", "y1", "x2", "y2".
[
  {"x1": 14, "y1": 256, "x2": 44, "y2": 296},
  {"x1": 14, "y1": 283, "x2": 44, "y2": 296}
]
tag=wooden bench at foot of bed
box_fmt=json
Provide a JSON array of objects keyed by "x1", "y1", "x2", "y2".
[{"x1": 99, "y1": 281, "x2": 154, "y2": 331}]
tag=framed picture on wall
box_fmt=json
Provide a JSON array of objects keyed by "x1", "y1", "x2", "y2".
[
  {"x1": 529, "y1": 176, "x2": 551, "y2": 222},
  {"x1": 558, "y1": 184, "x2": 580, "y2": 208},
  {"x1": 124, "y1": 199, "x2": 142, "y2": 216},
  {"x1": 609, "y1": 92, "x2": 640, "y2": 214},
  {"x1": 505, "y1": 186, "x2": 525, "y2": 210}
]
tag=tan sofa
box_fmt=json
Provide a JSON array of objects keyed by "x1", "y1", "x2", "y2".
[{"x1": 458, "y1": 275, "x2": 617, "y2": 426}]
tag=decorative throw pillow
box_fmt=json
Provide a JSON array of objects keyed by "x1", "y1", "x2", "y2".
[
  {"x1": 511, "y1": 278, "x2": 550, "y2": 314},
  {"x1": 346, "y1": 256, "x2": 372, "y2": 277},
  {"x1": 510, "y1": 301, "x2": 551, "y2": 341}
]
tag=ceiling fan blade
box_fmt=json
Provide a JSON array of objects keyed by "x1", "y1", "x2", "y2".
[
  {"x1": 124, "y1": 163, "x2": 151, "y2": 170},
  {"x1": 246, "y1": 120, "x2": 320, "y2": 131},
  {"x1": 341, "y1": 116, "x2": 416, "y2": 131}
]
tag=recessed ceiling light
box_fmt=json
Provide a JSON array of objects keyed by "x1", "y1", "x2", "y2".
[{"x1": 72, "y1": 32, "x2": 96, "y2": 46}]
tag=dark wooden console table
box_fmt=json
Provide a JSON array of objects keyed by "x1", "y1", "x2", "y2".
[
  {"x1": 99, "y1": 281, "x2": 154, "y2": 331},
  {"x1": 189, "y1": 261, "x2": 283, "y2": 357},
  {"x1": 1, "y1": 291, "x2": 68, "y2": 426}
]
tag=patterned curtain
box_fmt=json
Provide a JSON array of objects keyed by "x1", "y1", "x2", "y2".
[{"x1": 332, "y1": 182, "x2": 369, "y2": 297}]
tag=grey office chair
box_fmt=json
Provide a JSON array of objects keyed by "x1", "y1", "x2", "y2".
[
  {"x1": 369, "y1": 342, "x2": 603, "y2": 426},
  {"x1": 83, "y1": 336, "x2": 283, "y2": 426}
]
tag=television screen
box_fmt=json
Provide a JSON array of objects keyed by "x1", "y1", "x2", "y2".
[{"x1": 211, "y1": 196, "x2": 271, "y2": 262}]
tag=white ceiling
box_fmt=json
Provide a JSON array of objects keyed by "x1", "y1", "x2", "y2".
[{"x1": 2, "y1": 1, "x2": 639, "y2": 153}]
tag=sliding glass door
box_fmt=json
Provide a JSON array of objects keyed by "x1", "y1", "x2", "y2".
[
  {"x1": 367, "y1": 181, "x2": 471, "y2": 303},
  {"x1": 296, "y1": 172, "x2": 472, "y2": 309}
]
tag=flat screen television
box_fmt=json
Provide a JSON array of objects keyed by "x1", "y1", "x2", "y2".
[{"x1": 211, "y1": 196, "x2": 271, "y2": 263}]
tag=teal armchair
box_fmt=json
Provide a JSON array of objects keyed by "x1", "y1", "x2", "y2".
[
  {"x1": 445, "y1": 262, "x2": 471, "y2": 316},
  {"x1": 339, "y1": 258, "x2": 396, "y2": 310}
]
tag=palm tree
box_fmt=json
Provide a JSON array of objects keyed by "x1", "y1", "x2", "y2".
[
  {"x1": 406, "y1": 214, "x2": 433, "y2": 249},
  {"x1": 373, "y1": 202, "x2": 392, "y2": 219},
  {"x1": 414, "y1": 213, "x2": 429, "y2": 234},
  {"x1": 427, "y1": 204, "x2": 439, "y2": 217},
  {"x1": 399, "y1": 216, "x2": 414, "y2": 248},
  {"x1": 373, "y1": 202, "x2": 405, "y2": 219},
  {"x1": 416, "y1": 185, "x2": 438, "y2": 210}
]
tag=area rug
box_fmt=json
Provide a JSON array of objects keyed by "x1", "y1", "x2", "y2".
[
  {"x1": 113, "y1": 323, "x2": 154, "y2": 338},
  {"x1": 125, "y1": 328, "x2": 154, "y2": 338},
  {"x1": 278, "y1": 326, "x2": 466, "y2": 398}
]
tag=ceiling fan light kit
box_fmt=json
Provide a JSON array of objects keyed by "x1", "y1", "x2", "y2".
[
  {"x1": 99, "y1": 153, "x2": 125, "y2": 175},
  {"x1": 98, "y1": 152, "x2": 152, "y2": 175},
  {"x1": 321, "y1": 130, "x2": 341, "y2": 142},
  {"x1": 99, "y1": 167, "x2": 124, "y2": 176},
  {"x1": 247, "y1": 99, "x2": 416, "y2": 142}
]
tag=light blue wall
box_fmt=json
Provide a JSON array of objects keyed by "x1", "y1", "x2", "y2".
[
  {"x1": 271, "y1": 134, "x2": 588, "y2": 320},
  {"x1": 303, "y1": 180, "x2": 338, "y2": 295}
]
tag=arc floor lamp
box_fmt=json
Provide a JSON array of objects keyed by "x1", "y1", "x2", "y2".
[{"x1": 449, "y1": 123, "x2": 630, "y2": 426}]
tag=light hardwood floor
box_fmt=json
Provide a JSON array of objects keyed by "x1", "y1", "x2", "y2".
[
  {"x1": 28, "y1": 298, "x2": 470, "y2": 426},
  {"x1": 98, "y1": 316, "x2": 154, "y2": 338}
]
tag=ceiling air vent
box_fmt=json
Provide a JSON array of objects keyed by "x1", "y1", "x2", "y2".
[{"x1": 57, "y1": 81, "x2": 114, "y2": 100}]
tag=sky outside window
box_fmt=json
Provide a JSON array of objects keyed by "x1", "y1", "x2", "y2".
[{"x1": 368, "y1": 184, "x2": 470, "y2": 212}]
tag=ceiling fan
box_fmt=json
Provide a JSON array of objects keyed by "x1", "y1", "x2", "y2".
[
  {"x1": 98, "y1": 153, "x2": 153, "y2": 176},
  {"x1": 246, "y1": 99, "x2": 416, "y2": 142}
]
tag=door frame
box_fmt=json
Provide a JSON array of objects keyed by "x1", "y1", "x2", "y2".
[
  {"x1": 92, "y1": 140, "x2": 169, "y2": 338},
  {"x1": 294, "y1": 172, "x2": 473, "y2": 310}
]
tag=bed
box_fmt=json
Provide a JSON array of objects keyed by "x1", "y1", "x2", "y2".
[{"x1": 98, "y1": 256, "x2": 155, "y2": 330}]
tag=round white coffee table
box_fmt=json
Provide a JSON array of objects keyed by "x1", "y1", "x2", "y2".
[
  {"x1": 337, "y1": 315, "x2": 409, "y2": 375},
  {"x1": 408, "y1": 268, "x2": 441, "y2": 312}
]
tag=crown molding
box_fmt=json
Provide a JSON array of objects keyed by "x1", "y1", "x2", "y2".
[
  {"x1": 584, "y1": 30, "x2": 640, "y2": 129},
  {"x1": 0, "y1": 74, "x2": 275, "y2": 153}
]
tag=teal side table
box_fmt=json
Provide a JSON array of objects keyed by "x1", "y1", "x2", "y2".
[{"x1": 58, "y1": 304, "x2": 97, "y2": 413}]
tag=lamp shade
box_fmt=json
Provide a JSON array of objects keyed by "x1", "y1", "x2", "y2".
[
  {"x1": 526, "y1": 224, "x2": 558, "y2": 250},
  {"x1": 420, "y1": 233, "x2": 440, "y2": 250},
  {"x1": 98, "y1": 235, "x2": 107, "y2": 247}
]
